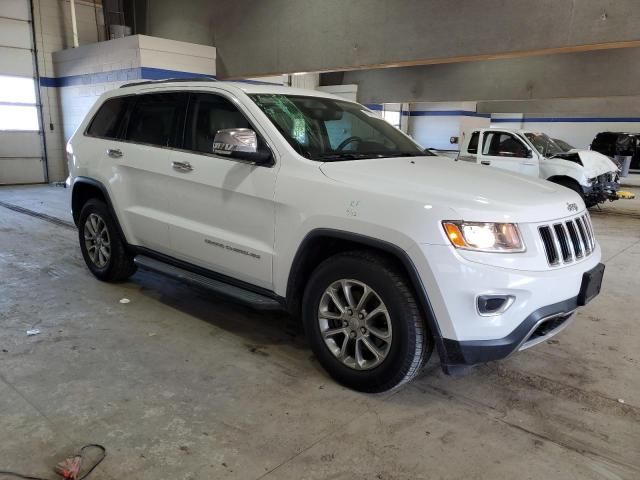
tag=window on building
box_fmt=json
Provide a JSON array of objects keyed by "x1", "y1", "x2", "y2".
[
  {"x1": 381, "y1": 104, "x2": 401, "y2": 129},
  {"x1": 0, "y1": 75, "x2": 39, "y2": 131}
]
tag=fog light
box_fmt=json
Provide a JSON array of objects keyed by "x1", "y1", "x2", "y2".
[{"x1": 477, "y1": 295, "x2": 515, "y2": 316}]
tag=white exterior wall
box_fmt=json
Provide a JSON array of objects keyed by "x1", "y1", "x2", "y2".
[
  {"x1": 50, "y1": 35, "x2": 217, "y2": 180},
  {"x1": 33, "y1": 0, "x2": 105, "y2": 182},
  {"x1": 290, "y1": 73, "x2": 319, "y2": 90},
  {"x1": 53, "y1": 35, "x2": 142, "y2": 143},
  {"x1": 53, "y1": 35, "x2": 217, "y2": 145},
  {"x1": 317, "y1": 84, "x2": 358, "y2": 102},
  {"x1": 407, "y1": 102, "x2": 490, "y2": 150},
  {"x1": 490, "y1": 114, "x2": 640, "y2": 150}
]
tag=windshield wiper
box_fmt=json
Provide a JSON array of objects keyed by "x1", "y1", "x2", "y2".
[
  {"x1": 315, "y1": 152, "x2": 381, "y2": 161},
  {"x1": 379, "y1": 152, "x2": 425, "y2": 157},
  {"x1": 316, "y1": 152, "x2": 425, "y2": 161}
]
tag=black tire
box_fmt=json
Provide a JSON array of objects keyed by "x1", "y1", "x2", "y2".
[
  {"x1": 78, "y1": 198, "x2": 136, "y2": 282},
  {"x1": 302, "y1": 250, "x2": 432, "y2": 393}
]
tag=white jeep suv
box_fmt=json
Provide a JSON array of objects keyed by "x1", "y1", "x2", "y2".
[{"x1": 67, "y1": 80, "x2": 605, "y2": 392}]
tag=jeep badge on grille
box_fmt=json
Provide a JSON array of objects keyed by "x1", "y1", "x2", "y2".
[{"x1": 567, "y1": 202, "x2": 579, "y2": 212}]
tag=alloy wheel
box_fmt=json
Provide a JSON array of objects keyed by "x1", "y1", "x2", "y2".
[
  {"x1": 318, "y1": 279, "x2": 393, "y2": 370},
  {"x1": 84, "y1": 213, "x2": 111, "y2": 268}
]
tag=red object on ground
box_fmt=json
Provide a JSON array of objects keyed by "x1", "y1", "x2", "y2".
[{"x1": 54, "y1": 456, "x2": 82, "y2": 479}]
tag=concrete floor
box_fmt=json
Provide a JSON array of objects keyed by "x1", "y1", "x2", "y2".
[{"x1": 1, "y1": 184, "x2": 639, "y2": 480}]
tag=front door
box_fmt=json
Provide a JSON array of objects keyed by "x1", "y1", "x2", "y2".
[
  {"x1": 165, "y1": 92, "x2": 278, "y2": 290},
  {"x1": 480, "y1": 130, "x2": 539, "y2": 177}
]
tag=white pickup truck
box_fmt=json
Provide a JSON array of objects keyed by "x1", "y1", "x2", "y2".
[{"x1": 459, "y1": 128, "x2": 620, "y2": 207}]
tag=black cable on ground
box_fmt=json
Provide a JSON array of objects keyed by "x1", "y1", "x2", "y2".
[{"x1": 0, "y1": 444, "x2": 106, "y2": 480}]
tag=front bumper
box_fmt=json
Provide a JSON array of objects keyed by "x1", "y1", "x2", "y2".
[
  {"x1": 408, "y1": 241, "x2": 603, "y2": 374},
  {"x1": 583, "y1": 180, "x2": 620, "y2": 203},
  {"x1": 440, "y1": 297, "x2": 577, "y2": 374}
]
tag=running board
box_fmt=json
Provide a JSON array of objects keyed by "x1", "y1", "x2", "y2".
[{"x1": 134, "y1": 255, "x2": 282, "y2": 310}]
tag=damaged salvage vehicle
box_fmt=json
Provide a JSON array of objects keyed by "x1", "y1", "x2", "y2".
[
  {"x1": 459, "y1": 129, "x2": 620, "y2": 207},
  {"x1": 67, "y1": 81, "x2": 604, "y2": 392}
]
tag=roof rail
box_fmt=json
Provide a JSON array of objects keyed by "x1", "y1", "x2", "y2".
[{"x1": 120, "y1": 77, "x2": 216, "y2": 88}]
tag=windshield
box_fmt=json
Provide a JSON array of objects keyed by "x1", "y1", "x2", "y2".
[
  {"x1": 249, "y1": 94, "x2": 430, "y2": 161},
  {"x1": 523, "y1": 132, "x2": 564, "y2": 157},
  {"x1": 553, "y1": 138, "x2": 575, "y2": 152}
]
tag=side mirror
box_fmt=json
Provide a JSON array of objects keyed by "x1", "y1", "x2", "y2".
[
  {"x1": 527, "y1": 149, "x2": 534, "y2": 159},
  {"x1": 213, "y1": 128, "x2": 271, "y2": 164}
]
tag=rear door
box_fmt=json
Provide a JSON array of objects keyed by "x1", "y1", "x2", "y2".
[
  {"x1": 165, "y1": 91, "x2": 278, "y2": 289},
  {"x1": 104, "y1": 91, "x2": 188, "y2": 253},
  {"x1": 479, "y1": 130, "x2": 539, "y2": 176}
]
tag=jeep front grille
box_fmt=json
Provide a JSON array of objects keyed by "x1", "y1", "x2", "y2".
[{"x1": 538, "y1": 214, "x2": 595, "y2": 266}]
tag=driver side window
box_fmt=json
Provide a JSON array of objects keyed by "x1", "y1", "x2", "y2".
[
  {"x1": 184, "y1": 93, "x2": 268, "y2": 155},
  {"x1": 483, "y1": 132, "x2": 528, "y2": 158}
]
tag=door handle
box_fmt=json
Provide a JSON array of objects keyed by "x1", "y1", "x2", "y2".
[
  {"x1": 172, "y1": 161, "x2": 193, "y2": 172},
  {"x1": 522, "y1": 162, "x2": 536, "y2": 166},
  {"x1": 107, "y1": 148, "x2": 123, "y2": 158},
  {"x1": 481, "y1": 160, "x2": 491, "y2": 165}
]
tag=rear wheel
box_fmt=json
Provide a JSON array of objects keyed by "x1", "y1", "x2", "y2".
[
  {"x1": 78, "y1": 199, "x2": 136, "y2": 282},
  {"x1": 303, "y1": 250, "x2": 432, "y2": 392}
]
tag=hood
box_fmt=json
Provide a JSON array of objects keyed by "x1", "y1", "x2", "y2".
[
  {"x1": 320, "y1": 156, "x2": 585, "y2": 223},
  {"x1": 552, "y1": 150, "x2": 618, "y2": 178}
]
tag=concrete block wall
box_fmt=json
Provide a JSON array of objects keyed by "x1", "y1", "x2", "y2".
[
  {"x1": 33, "y1": 0, "x2": 105, "y2": 182},
  {"x1": 44, "y1": 34, "x2": 217, "y2": 181},
  {"x1": 53, "y1": 35, "x2": 142, "y2": 142}
]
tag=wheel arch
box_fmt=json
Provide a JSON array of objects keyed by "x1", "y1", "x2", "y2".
[
  {"x1": 547, "y1": 175, "x2": 585, "y2": 191},
  {"x1": 72, "y1": 177, "x2": 128, "y2": 244},
  {"x1": 285, "y1": 228, "x2": 447, "y2": 362}
]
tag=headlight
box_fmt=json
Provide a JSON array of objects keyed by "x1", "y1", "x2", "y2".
[{"x1": 442, "y1": 221, "x2": 525, "y2": 252}]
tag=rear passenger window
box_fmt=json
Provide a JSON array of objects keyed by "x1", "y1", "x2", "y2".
[
  {"x1": 125, "y1": 93, "x2": 187, "y2": 147},
  {"x1": 184, "y1": 93, "x2": 262, "y2": 154},
  {"x1": 86, "y1": 97, "x2": 129, "y2": 139},
  {"x1": 467, "y1": 132, "x2": 479, "y2": 154}
]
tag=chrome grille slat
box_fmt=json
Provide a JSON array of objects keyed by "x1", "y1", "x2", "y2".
[
  {"x1": 567, "y1": 221, "x2": 583, "y2": 258},
  {"x1": 538, "y1": 226, "x2": 559, "y2": 265},
  {"x1": 550, "y1": 225, "x2": 565, "y2": 263},
  {"x1": 561, "y1": 222, "x2": 576, "y2": 261},
  {"x1": 539, "y1": 213, "x2": 596, "y2": 267},
  {"x1": 552, "y1": 223, "x2": 572, "y2": 263},
  {"x1": 574, "y1": 219, "x2": 588, "y2": 255},
  {"x1": 576, "y1": 217, "x2": 590, "y2": 254},
  {"x1": 583, "y1": 215, "x2": 595, "y2": 251}
]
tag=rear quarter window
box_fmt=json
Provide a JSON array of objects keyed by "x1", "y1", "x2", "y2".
[
  {"x1": 467, "y1": 132, "x2": 479, "y2": 154},
  {"x1": 86, "y1": 96, "x2": 129, "y2": 139}
]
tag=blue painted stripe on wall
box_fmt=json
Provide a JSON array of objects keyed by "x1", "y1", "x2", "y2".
[
  {"x1": 40, "y1": 67, "x2": 141, "y2": 87},
  {"x1": 138, "y1": 67, "x2": 215, "y2": 80},
  {"x1": 39, "y1": 66, "x2": 283, "y2": 88},
  {"x1": 492, "y1": 116, "x2": 640, "y2": 123},
  {"x1": 408, "y1": 110, "x2": 490, "y2": 118},
  {"x1": 365, "y1": 104, "x2": 384, "y2": 111}
]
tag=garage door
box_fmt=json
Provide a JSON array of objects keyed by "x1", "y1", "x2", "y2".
[{"x1": 0, "y1": 0, "x2": 46, "y2": 184}]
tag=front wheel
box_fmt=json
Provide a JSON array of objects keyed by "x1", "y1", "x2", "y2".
[
  {"x1": 302, "y1": 251, "x2": 432, "y2": 392},
  {"x1": 550, "y1": 177, "x2": 592, "y2": 205},
  {"x1": 78, "y1": 199, "x2": 136, "y2": 282}
]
